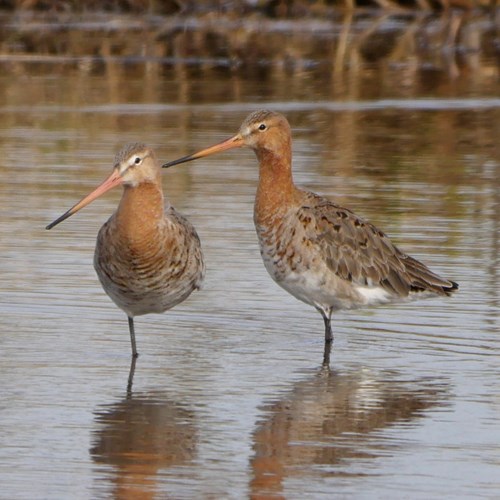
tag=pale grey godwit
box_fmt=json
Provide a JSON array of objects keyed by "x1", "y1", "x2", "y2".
[
  {"x1": 163, "y1": 110, "x2": 458, "y2": 363},
  {"x1": 47, "y1": 143, "x2": 205, "y2": 357}
]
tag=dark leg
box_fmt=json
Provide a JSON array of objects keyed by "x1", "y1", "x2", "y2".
[
  {"x1": 317, "y1": 307, "x2": 333, "y2": 366},
  {"x1": 324, "y1": 316, "x2": 333, "y2": 343},
  {"x1": 128, "y1": 316, "x2": 139, "y2": 358},
  {"x1": 319, "y1": 308, "x2": 333, "y2": 344},
  {"x1": 322, "y1": 339, "x2": 332, "y2": 367}
]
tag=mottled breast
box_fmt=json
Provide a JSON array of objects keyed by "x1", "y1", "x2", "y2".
[{"x1": 94, "y1": 207, "x2": 204, "y2": 317}]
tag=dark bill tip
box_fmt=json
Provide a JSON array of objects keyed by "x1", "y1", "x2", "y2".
[
  {"x1": 162, "y1": 155, "x2": 197, "y2": 169},
  {"x1": 46, "y1": 209, "x2": 73, "y2": 230}
]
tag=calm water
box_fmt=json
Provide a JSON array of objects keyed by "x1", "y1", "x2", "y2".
[{"x1": 0, "y1": 11, "x2": 499, "y2": 499}]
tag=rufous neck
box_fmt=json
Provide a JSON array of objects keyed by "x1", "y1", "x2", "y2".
[
  {"x1": 115, "y1": 182, "x2": 165, "y2": 234},
  {"x1": 254, "y1": 148, "x2": 297, "y2": 223}
]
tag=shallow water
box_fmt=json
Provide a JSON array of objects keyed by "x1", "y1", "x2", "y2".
[{"x1": 0, "y1": 11, "x2": 499, "y2": 499}]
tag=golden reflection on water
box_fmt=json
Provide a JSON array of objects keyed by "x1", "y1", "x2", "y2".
[{"x1": 0, "y1": 11, "x2": 498, "y2": 108}]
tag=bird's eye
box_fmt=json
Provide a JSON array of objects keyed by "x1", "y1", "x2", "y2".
[
  {"x1": 134, "y1": 157, "x2": 141, "y2": 165},
  {"x1": 258, "y1": 123, "x2": 267, "y2": 131}
]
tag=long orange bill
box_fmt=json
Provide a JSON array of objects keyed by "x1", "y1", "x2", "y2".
[
  {"x1": 46, "y1": 169, "x2": 123, "y2": 230},
  {"x1": 162, "y1": 133, "x2": 244, "y2": 169}
]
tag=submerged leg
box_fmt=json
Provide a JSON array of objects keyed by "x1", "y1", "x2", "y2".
[{"x1": 128, "y1": 316, "x2": 139, "y2": 358}]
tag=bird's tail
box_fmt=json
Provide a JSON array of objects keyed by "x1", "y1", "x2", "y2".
[{"x1": 404, "y1": 255, "x2": 459, "y2": 296}]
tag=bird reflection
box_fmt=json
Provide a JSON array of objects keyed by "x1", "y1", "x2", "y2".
[
  {"x1": 250, "y1": 366, "x2": 449, "y2": 498},
  {"x1": 90, "y1": 359, "x2": 197, "y2": 499}
]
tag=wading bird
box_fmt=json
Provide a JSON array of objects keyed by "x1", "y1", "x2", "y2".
[
  {"x1": 162, "y1": 110, "x2": 458, "y2": 364},
  {"x1": 47, "y1": 143, "x2": 205, "y2": 357}
]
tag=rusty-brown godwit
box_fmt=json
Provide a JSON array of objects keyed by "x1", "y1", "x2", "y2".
[
  {"x1": 163, "y1": 110, "x2": 458, "y2": 363},
  {"x1": 47, "y1": 143, "x2": 205, "y2": 358}
]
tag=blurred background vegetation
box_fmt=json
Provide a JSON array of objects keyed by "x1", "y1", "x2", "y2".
[{"x1": 0, "y1": 0, "x2": 497, "y2": 13}]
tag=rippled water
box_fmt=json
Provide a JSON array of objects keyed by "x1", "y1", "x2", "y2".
[{"x1": 0, "y1": 12, "x2": 499, "y2": 499}]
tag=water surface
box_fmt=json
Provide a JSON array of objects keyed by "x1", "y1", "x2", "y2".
[{"x1": 0, "y1": 11, "x2": 499, "y2": 499}]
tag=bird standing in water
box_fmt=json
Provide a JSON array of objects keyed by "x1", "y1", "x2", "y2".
[
  {"x1": 47, "y1": 143, "x2": 205, "y2": 358},
  {"x1": 163, "y1": 110, "x2": 458, "y2": 364}
]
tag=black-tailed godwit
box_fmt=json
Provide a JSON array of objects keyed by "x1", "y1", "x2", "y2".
[
  {"x1": 162, "y1": 110, "x2": 458, "y2": 363},
  {"x1": 47, "y1": 143, "x2": 205, "y2": 357}
]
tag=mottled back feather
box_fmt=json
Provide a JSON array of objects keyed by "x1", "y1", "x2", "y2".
[{"x1": 299, "y1": 191, "x2": 457, "y2": 297}]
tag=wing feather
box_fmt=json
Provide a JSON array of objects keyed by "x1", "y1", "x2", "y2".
[{"x1": 298, "y1": 192, "x2": 457, "y2": 296}]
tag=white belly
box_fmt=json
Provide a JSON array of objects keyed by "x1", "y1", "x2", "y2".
[
  {"x1": 265, "y1": 259, "x2": 393, "y2": 312},
  {"x1": 256, "y1": 216, "x2": 394, "y2": 312}
]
